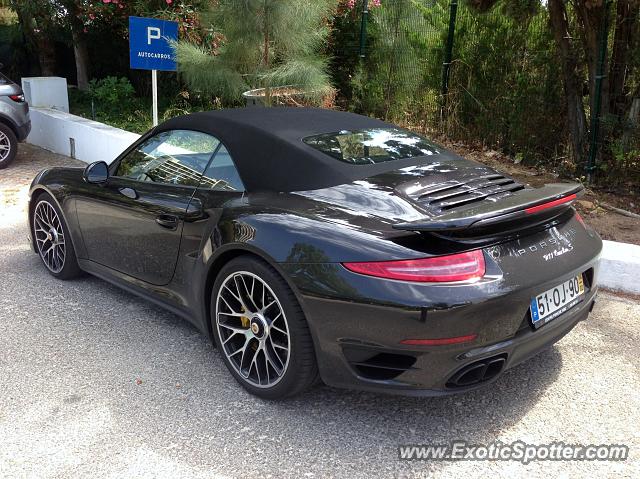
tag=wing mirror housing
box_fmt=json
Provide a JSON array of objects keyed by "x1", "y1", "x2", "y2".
[{"x1": 83, "y1": 161, "x2": 109, "y2": 184}]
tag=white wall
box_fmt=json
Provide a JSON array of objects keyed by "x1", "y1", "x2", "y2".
[
  {"x1": 27, "y1": 107, "x2": 141, "y2": 164},
  {"x1": 22, "y1": 77, "x2": 70, "y2": 113},
  {"x1": 600, "y1": 240, "x2": 640, "y2": 295}
]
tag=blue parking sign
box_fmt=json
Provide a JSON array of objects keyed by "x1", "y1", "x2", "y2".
[{"x1": 129, "y1": 16, "x2": 178, "y2": 71}]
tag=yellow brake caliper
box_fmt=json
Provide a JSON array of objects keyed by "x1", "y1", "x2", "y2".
[{"x1": 240, "y1": 307, "x2": 250, "y2": 328}]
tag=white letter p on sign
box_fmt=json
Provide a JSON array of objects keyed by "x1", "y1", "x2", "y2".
[{"x1": 147, "y1": 27, "x2": 161, "y2": 45}]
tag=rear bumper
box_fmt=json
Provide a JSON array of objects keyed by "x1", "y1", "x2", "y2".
[
  {"x1": 282, "y1": 219, "x2": 602, "y2": 396},
  {"x1": 290, "y1": 266, "x2": 598, "y2": 396},
  {"x1": 459, "y1": 290, "x2": 595, "y2": 378},
  {"x1": 16, "y1": 119, "x2": 31, "y2": 141},
  {"x1": 338, "y1": 295, "x2": 592, "y2": 397}
]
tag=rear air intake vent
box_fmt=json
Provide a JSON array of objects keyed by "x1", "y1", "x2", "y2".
[
  {"x1": 352, "y1": 353, "x2": 417, "y2": 381},
  {"x1": 446, "y1": 354, "x2": 507, "y2": 388},
  {"x1": 343, "y1": 347, "x2": 417, "y2": 381},
  {"x1": 413, "y1": 175, "x2": 525, "y2": 214}
]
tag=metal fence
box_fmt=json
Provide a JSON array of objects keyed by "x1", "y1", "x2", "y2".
[{"x1": 330, "y1": 0, "x2": 640, "y2": 187}]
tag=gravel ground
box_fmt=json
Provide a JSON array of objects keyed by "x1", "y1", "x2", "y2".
[{"x1": 0, "y1": 145, "x2": 639, "y2": 478}]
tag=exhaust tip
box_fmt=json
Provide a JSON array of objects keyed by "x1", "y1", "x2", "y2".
[{"x1": 446, "y1": 354, "x2": 507, "y2": 388}]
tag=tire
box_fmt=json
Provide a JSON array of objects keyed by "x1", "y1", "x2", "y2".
[
  {"x1": 0, "y1": 122, "x2": 18, "y2": 169},
  {"x1": 211, "y1": 256, "x2": 318, "y2": 399},
  {"x1": 32, "y1": 192, "x2": 83, "y2": 280}
]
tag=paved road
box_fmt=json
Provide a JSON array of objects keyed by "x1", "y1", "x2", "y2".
[{"x1": 1, "y1": 145, "x2": 639, "y2": 478}]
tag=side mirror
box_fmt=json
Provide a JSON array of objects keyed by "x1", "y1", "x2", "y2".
[{"x1": 83, "y1": 161, "x2": 109, "y2": 184}]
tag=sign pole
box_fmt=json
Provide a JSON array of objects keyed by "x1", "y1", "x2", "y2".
[{"x1": 151, "y1": 69, "x2": 158, "y2": 126}]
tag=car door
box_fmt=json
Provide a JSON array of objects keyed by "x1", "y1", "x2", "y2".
[
  {"x1": 179, "y1": 142, "x2": 248, "y2": 255},
  {"x1": 75, "y1": 129, "x2": 221, "y2": 285}
]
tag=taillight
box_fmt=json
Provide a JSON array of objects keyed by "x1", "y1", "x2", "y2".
[
  {"x1": 342, "y1": 250, "x2": 485, "y2": 283},
  {"x1": 575, "y1": 211, "x2": 585, "y2": 226},
  {"x1": 525, "y1": 194, "x2": 576, "y2": 214},
  {"x1": 9, "y1": 94, "x2": 25, "y2": 103},
  {"x1": 400, "y1": 334, "x2": 477, "y2": 346}
]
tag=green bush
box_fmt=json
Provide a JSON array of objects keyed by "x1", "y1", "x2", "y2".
[
  {"x1": 69, "y1": 81, "x2": 218, "y2": 134},
  {"x1": 89, "y1": 76, "x2": 136, "y2": 113}
]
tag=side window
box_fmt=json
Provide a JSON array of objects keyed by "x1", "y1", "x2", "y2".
[
  {"x1": 199, "y1": 145, "x2": 245, "y2": 192},
  {"x1": 116, "y1": 130, "x2": 220, "y2": 186}
]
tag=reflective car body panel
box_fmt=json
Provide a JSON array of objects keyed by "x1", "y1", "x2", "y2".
[{"x1": 74, "y1": 177, "x2": 197, "y2": 285}]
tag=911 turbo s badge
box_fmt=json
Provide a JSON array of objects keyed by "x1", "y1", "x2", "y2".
[{"x1": 542, "y1": 245, "x2": 574, "y2": 261}]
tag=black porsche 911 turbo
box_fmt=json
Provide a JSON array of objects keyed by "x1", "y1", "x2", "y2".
[{"x1": 28, "y1": 107, "x2": 601, "y2": 399}]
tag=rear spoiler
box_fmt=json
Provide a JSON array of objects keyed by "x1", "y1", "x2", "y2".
[{"x1": 393, "y1": 183, "x2": 583, "y2": 233}]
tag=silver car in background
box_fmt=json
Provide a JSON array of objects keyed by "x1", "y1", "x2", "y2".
[{"x1": 0, "y1": 63, "x2": 31, "y2": 169}]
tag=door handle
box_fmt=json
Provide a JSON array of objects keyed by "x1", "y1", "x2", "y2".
[
  {"x1": 118, "y1": 187, "x2": 138, "y2": 199},
  {"x1": 155, "y1": 214, "x2": 179, "y2": 230}
]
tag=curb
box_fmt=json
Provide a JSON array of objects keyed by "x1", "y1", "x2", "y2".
[{"x1": 599, "y1": 240, "x2": 640, "y2": 295}]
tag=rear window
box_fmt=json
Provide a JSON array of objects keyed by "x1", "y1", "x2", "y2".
[{"x1": 302, "y1": 128, "x2": 439, "y2": 165}]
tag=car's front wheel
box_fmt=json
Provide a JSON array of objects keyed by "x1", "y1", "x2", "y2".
[
  {"x1": 0, "y1": 122, "x2": 18, "y2": 169},
  {"x1": 211, "y1": 256, "x2": 318, "y2": 399},
  {"x1": 32, "y1": 193, "x2": 82, "y2": 279}
]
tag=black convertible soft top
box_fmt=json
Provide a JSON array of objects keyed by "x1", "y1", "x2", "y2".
[{"x1": 156, "y1": 107, "x2": 442, "y2": 192}]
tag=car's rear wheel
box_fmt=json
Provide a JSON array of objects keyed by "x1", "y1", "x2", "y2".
[
  {"x1": 32, "y1": 193, "x2": 82, "y2": 279},
  {"x1": 0, "y1": 122, "x2": 18, "y2": 169},
  {"x1": 211, "y1": 256, "x2": 318, "y2": 399}
]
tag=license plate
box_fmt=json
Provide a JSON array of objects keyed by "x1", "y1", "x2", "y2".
[{"x1": 530, "y1": 275, "x2": 585, "y2": 328}]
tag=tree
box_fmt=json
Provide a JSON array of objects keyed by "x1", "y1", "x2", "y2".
[
  {"x1": 60, "y1": 0, "x2": 91, "y2": 90},
  {"x1": 609, "y1": 0, "x2": 639, "y2": 117},
  {"x1": 468, "y1": 0, "x2": 640, "y2": 170},
  {"x1": 548, "y1": 0, "x2": 588, "y2": 162},
  {"x1": 7, "y1": 1, "x2": 177, "y2": 90},
  {"x1": 9, "y1": 0, "x2": 58, "y2": 76},
  {"x1": 174, "y1": 0, "x2": 335, "y2": 105}
]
